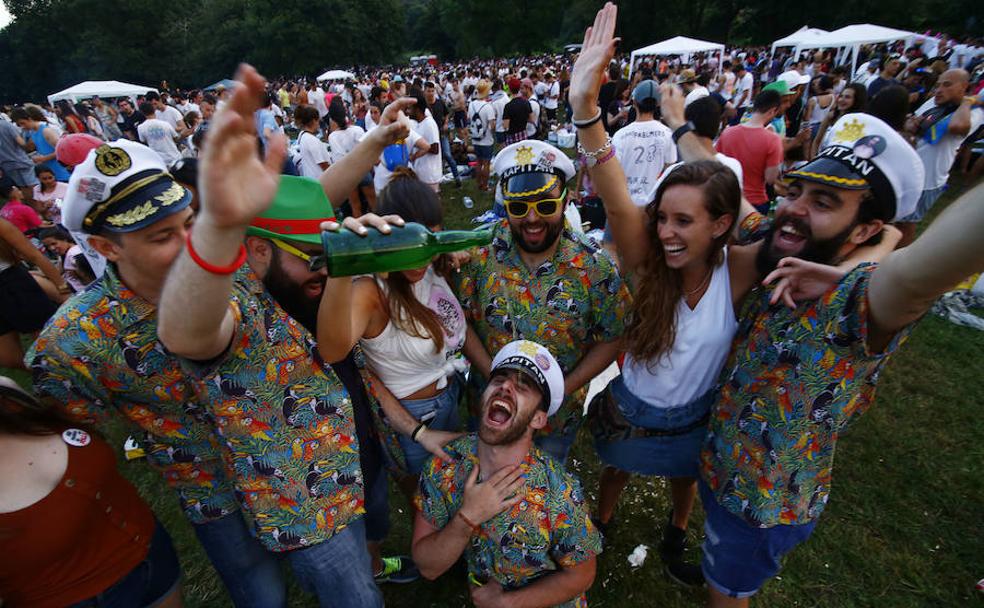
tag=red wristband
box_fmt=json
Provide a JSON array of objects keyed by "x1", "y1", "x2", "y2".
[
  {"x1": 457, "y1": 510, "x2": 481, "y2": 534},
  {"x1": 185, "y1": 232, "x2": 247, "y2": 275}
]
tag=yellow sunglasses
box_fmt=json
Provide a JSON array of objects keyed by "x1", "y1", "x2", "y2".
[
  {"x1": 505, "y1": 189, "x2": 567, "y2": 219},
  {"x1": 270, "y1": 238, "x2": 327, "y2": 272}
]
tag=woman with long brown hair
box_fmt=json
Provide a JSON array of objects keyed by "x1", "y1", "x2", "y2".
[{"x1": 317, "y1": 168, "x2": 468, "y2": 481}]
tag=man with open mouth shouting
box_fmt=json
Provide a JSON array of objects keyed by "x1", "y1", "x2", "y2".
[{"x1": 411, "y1": 340, "x2": 602, "y2": 608}]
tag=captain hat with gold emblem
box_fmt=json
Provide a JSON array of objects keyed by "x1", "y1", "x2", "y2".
[
  {"x1": 62, "y1": 140, "x2": 192, "y2": 235},
  {"x1": 492, "y1": 140, "x2": 576, "y2": 203},
  {"x1": 787, "y1": 113, "x2": 924, "y2": 222}
]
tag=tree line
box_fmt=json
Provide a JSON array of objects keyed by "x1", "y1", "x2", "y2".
[{"x1": 1, "y1": 0, "x2": 980, "y2": 103}]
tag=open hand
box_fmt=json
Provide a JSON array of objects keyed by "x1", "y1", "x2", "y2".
[
  {"x1": 763, "y1": 257, "x2": 846, "y2": 308},
  {"x1": 659, "y1": 82, "x2": 687, "y2": 130},
  {"x1": 417, "y1": 427, "x2": 464, "y2": 463},
  {"x1": 460, "y1": 463, "x2": 525, "y2": 525},
  {"x1": 568, "y1": 2, "x2": 619, "y2": 118},
  {"x1": 320, "y1": 213, "x2": 405, "y2": 236},
  {"x1": 199, "y1": 64, "x2": 287, "y2": 229}
]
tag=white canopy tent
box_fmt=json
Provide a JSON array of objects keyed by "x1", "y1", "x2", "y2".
[
  {"x1": 629, "y1": 36, "x2": 726, "y2": 74},
  {"x1": 48, "y1": 80, "x2": 157, "y2": 105},
  {"x1": 316, "y1": 69, "x2": 355, "y2": 82},
  {"x1": 770, "y1": 27, "x2": 829, "y2": 58},
  {"x1": 791, "y1": 24, "x2": 917, "y2": 77}
]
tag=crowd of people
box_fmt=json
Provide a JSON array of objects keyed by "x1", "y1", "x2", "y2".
[{"x1": 1, "y1": 4, "x2": 983, "y2": 607}]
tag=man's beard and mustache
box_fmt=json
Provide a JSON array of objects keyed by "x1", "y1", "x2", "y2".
[
  {"x1": 262, "y1": 249, "x2": 323, "y2": 335},
  {"x1": 755, "y1": 215, "x2": 856, "y2": 276},
  {"x1": 478, "y1": 392, "x2": 538, "y2": 446},
  {"x1": 509, "y1": 214, "x2": 565, "y2": 254}
]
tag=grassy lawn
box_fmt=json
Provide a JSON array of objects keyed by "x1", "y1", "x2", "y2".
[{"x1": 4, "y1": 175, "x2": 983, "y2": 606}]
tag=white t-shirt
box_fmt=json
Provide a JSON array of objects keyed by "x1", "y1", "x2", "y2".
[
  {"x1": 374, "y1": 130, "x2": 422, "y2": 192},
  {"x1": 467, "y1": 99, "x2": 496, "y2": 146},
  {"x1": 526, "y1": 98, "x2": 541, "y2": 138},
  {"x1": 621, "y1": 250, "x2": 737, "y2": 408},
  {"x1": 63, "y1": 244, "x2": 88, "y2": 292},
  {"x1": 137, "y1": 119, "x2": 181, "y2": 164},
  {"x1": 915, "y1": 99, "x2": 984, "y2": 190},
  {"x1": 411, "y1": 115, "x2": 442, "y2": 184},
  {"x1": 155, "y1": 105, "x2": 185, "y2": 131},
  {"x1": 492, "y1": 92, "x2": 509, "y2": 134},
  {"x1": 719, "y1": 71, "x2": 737, "y2": 100},
  {"x1": 684, "y1": 86, "x2": 710, "y2": 107},
  {"x1": 328, "y1": 125, "x2": 366, "y2": 164},
  {"x1": 309, "y1": 89, "x2": 328, "y2": 118},
  {"x1": 733, "y1": 72, "x2": 755, "y2": 108},
  {"x1": 297, "y1": 130, "x2": 332, "y2": 179},
  {"x1": 611, "y1": 119, "x2": 677, "y2": 206},
  {"x1": 715, "y1": 152, "x2": 744, "y2": 187},
  {"x1": 542, "y1": 81, "x2": 560, "y2": 110}
]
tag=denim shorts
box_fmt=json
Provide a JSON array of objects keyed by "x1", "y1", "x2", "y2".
[
  {"x1": 591, "y1": 376, "x2": 712, "y2": 477},
  {"x1": 473, "y1": 144, "x2": 494, "y2": 161},
  {"x1": 397, "y1": 374, "x2": 463, "y2": 475},
  {"x1": 899, "y1": 184, "x2": 947, "y2": 223},
  {"x1": 70, "y1": 520, "x2": 181, "y2": 608},
  {"x1": 699, "y1": 480, "x2": 816, "y2": 598}
]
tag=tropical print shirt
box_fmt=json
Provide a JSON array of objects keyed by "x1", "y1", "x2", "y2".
[
  {"x1": 183, "y1": 269, "x2": 364, "y2": 552},
  {"x1": 27, "y1": 266, "x2": 238, "y2": 525},
  {"x1": 416, "y1": 435, "x2": 601, "y2": 607},
  {"x1": 700, "y1": 264, "x2": 913, "y2": 527},
  {"x1": 455, "y1": 219, "x2": 630, "y2": 442}
]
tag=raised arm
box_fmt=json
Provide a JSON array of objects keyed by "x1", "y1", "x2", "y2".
[
  {"x1": 566, "y1": 3, "x2": 648, "y2": 272},
  {"x1": 318, "y1": 98, "x2": 416, "y2": 206},
  {"x1": 867, "y1": 181, "x2": 984, "y2": 351},
  {"x1": 157, "y1": 64, "x2": 288, "y2": 360}
]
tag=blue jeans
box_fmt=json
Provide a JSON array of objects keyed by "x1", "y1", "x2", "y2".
[
  {"x1": 534, "y1": 423, "x2": 579, "y2": 464},
  {"x1": 440, "y1": 135, "x2": 459, "y2": 180},
  {"x1": 70, "y1": 520, "x2": 181, "y2": 607},
  {"x1": 900, "y1": 184, "x2": 947, "y2": 223},
  {"x1": 193, "y1": 512, "x2": 287, "y2": 608},
  {"x1": 397, "y1": 375, "x2": 463, "y2": 474},
  {"x1": 286, "y1": 518, "x2": 383, "y2": 608}
]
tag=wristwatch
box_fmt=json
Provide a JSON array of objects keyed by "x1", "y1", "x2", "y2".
[{"x1": 672, "y1": 121, "x2": 696, "y2": 144}]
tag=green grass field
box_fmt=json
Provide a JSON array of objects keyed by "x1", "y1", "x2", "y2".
[{"x1": 4, "y1": 174, "x2": 983, "y2": 607}]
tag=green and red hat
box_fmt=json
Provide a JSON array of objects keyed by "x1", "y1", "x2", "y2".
[{"x1": 246, "y1": 176, "x2": 336, "y2": 246}]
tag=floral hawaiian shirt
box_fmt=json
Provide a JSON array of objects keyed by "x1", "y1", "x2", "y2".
[
  {"x1": 27, "y1": 265, "x2": 238, "y2": 525},
  {"x1": 455, "y1": 219, "x2": 630, "y2": 442},
  {"x1": 415, "y1": 435, "x2": 601, "y2": 607},
  {"x1": 700, "y1": 264, "x2": 913, "y2": 527},
  {"x1": 182, "y1": 269, "x2": 364, "y2": 552}
]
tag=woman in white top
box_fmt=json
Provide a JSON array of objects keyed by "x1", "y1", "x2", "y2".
[
  {"x1": 30, "y1": 166, "x2": 68, "y2": 224},
  {"x1": 803, "y1": 75, "x2": 835, "y2": 140},
  {"x1": 318, "y1": 168, "x2": 468, "y2": 492}
]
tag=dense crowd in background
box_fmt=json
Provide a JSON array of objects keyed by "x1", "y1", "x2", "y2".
[{"x1": 1, "y1": 5, "x2": 983, "y2": 607}]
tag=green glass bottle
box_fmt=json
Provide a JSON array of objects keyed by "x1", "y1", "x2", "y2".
[{"x1": 319, "y1": 222, "x2": 493, "y2": 276}]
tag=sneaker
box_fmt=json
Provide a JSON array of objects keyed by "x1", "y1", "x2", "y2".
[{"x1": 374, "y1": 555, "x2": 420, "y2": 584}]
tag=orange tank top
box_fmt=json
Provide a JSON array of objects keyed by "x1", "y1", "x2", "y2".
[{"x1": 0, "y1": 429, "x2": 155, "y2": 607}]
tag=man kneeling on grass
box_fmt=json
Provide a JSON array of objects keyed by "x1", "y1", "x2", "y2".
[{"x1": 411, "y1": 340, "x2": 601, "y2": 608}]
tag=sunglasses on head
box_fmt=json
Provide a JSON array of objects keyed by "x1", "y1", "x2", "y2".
[
  {"x1": 270, "y1": 238, "x2": 326, "y2": 272},
  {"x1": 504, "y1": 189, "x2": 567, "y2": 219}
]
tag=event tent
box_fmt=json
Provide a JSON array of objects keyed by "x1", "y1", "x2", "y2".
[
  {"x1": 791, "y1": 23, "x2": 917, "y2": 75},
  {"x1": 48, "y1": 80, "x2": 157, "y2": 105},
  {"x1": 316, "y1": 69, "x2": 355, "y2": 82},
  {"x1": 630, "y1": 36, "x2": 725, "y2": 73},
  {"x1": 204, "y1": 78, "x2": 237, "y2": 91},
  {"x1": 770, "y1": 27, "x2": 829, "y2": 57}
]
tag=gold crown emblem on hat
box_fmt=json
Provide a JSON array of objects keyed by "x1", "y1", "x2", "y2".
[
  {"x1": 518, "y1": 341, "x2": 540, "y2": 357},
  {"x1": 832, "y1": 118, "x2": 865, "y2": 144},
  {"x1": 514, "y1": 145, "x2": 535, "y2": 165},
  {"x1": 94, "y1": 145, "x2": 132, "y2": 177}
]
